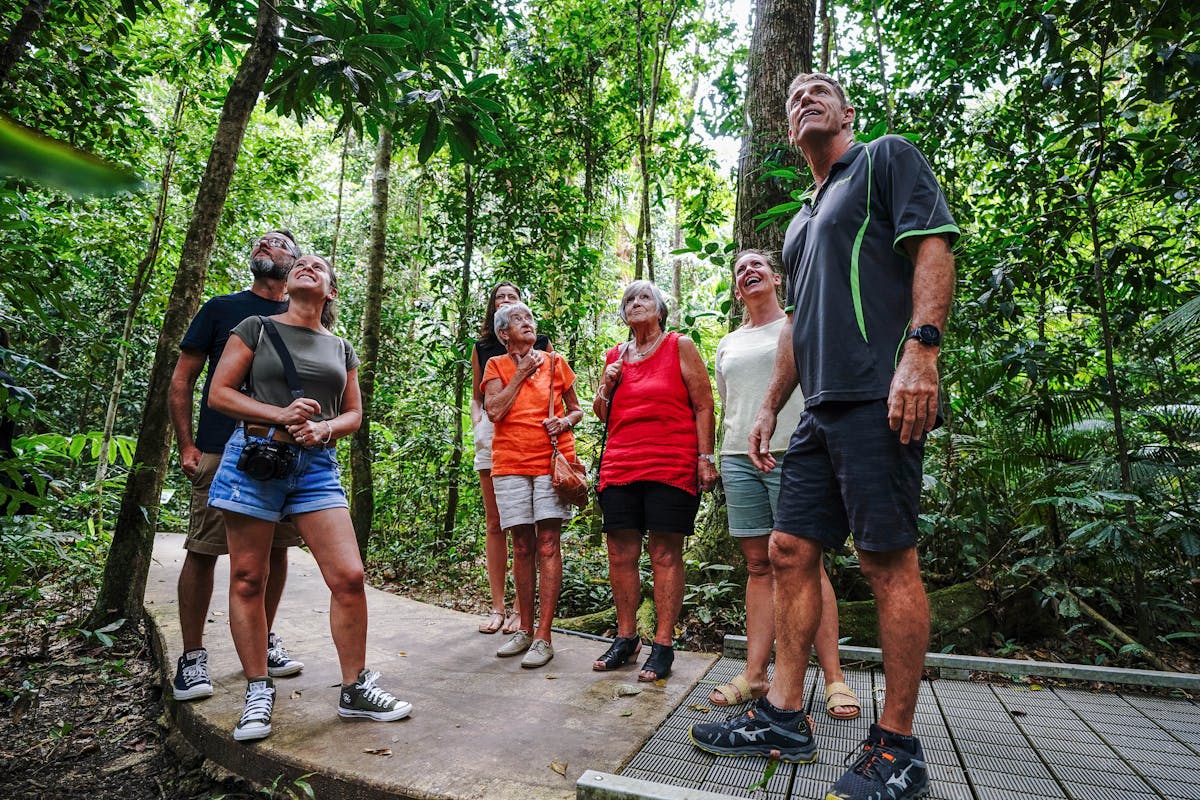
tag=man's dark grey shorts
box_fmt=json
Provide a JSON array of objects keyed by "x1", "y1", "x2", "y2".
[{"x1": 773, "y1": 399, "x2": 924, "y2": 552}]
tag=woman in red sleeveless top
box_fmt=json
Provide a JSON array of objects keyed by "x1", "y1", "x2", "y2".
[{"x1": 591, "y1": 280, "x2": 719, "y2": 681}]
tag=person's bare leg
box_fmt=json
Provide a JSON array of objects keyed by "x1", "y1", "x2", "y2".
[
  {"x1": 640, "y1": 531, "x2": 683, "y2": 680},
  {"x1": 859, "y1": 546, "x2": 928, "y2": 736},
  {"x1": 534, "y1": 521, "x2": 563, "y2": 642},
  {"x1": 224, "y1": 512, "x2": 276, "y2": 678},
  {"x1": 293, "y1": 508, "x2": 370, "y2": 685},
  {"x1": 479, "y1": 470, "x2": 512, "y2": 616},
  {"x1": 813, "y1": 562, "x2": 855, "y2": 714},
  {"x1": 178, "y1": 551, "x2": 218, "y2": 652},
  {"x1": 605, "y1": 529, "x2": 643, "y2": 639},
  {"x1": 765, "y1": 532, "x2": 824, "y2": 711},
  {"x1": 726, "y1": 535, "x2": 773, "y2": 697},
  {"x1": 265, "y1": 545, "x2": 289, "y2": 630},
  {"x1": 510, "y1": 524, "x2": 537, "y2": 634}
]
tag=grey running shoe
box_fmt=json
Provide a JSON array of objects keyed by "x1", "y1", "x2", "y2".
[
  {"x1": 172, "y1": 648, "x2": 214, "y2": 701},
  {"x1": 338, "y1": 669, "x2": 412, "y2": 721},
  {"x1": 266, "y1": 632, "x2": 304, "y2": 678},
  {"x1": 690, "y1": 696, "x2": 818, "y2": 763},
  {"x1": 496, "y1": 630, "x2": 533, "y2": 657},
  {"x1": 521, "y1": 638, "x2": 554, "y2": 668},
  {"x1": 233, "y1": 677, "x2": 275, "y2": 742},
  {"x1": 826, "y1": 723, "x2": 929, "y2": 800}
]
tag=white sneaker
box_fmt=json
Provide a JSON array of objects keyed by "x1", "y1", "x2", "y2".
[{"x1": 233, "y1": 677, "x2": 275, "y2": 742}]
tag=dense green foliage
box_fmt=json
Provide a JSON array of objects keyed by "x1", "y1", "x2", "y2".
[{"x1": 1, "y1": 0, "x2": 1197, "y2": 666}]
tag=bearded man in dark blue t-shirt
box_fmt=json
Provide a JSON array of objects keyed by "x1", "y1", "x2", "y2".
[
  {"x1": 692, "y1": 74, "x2": 958, "y2": 800},
  {"x1": 166, "y1": 230, "x2": 308, "y2": 701}
]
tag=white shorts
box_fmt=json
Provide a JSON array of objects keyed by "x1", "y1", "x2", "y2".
[
  {"x1": 473, "y1": 416, "x2": 493, "y2": 471},
  {"x1": 492, "y1": 474, "x2": 572, "y2": 529}
]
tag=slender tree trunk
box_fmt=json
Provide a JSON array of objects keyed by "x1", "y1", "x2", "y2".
[
  {"x1": 330, "y1": 132, "x2": 351, "y2": 269},
  {"x1": 443, "y1": 162, "x2": 475, "y2": 541},
  {"x1": 867, "y1": 0, "x2": 893, "y2": 132},
  {"x1": 819, "y1": 0, "x2": 832, "y2": 71},
  {"x1": 0, "y1": 0, "x2": 48, "y2": 85},
  {"x1": 671, "y1": 24, "x2": 705, "y2": 326},
  {"x1": 95, "y1": 87, "x2": 188, "y2": 493},
  {"x1": 351, "y1": 128, "x2": 392, "y2": 556},
  {"x1": 90, "y1": 1, "x2": 281, "y2": 627},
  {"x1": 1083, "y1": 49, "x2": 1146, "y2": 641},
  {"x1": 733, "y1": 0, "x2": 815, "y2": 256}
]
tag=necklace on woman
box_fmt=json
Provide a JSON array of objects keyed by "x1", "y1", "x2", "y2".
[{"x1": 629, "y1": 330, "x2": 665, "y2": 360}]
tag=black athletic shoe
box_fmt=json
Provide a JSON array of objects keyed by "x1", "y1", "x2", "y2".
[
  {"x1": 266, "y1": 632, "x2": 304, "y2": 678},
  {"x1": 338, "y1": 669, "x2": 412, "y2": 721},
  {"x1": 690, "y1": 696, "x2": 818, "y2": 763},
  {"x1": 825, "y1": 723, "x2": 929, "y2": 800},
  {"x1": 172, "y1": 648, "x2": 214, "y2": 701}
]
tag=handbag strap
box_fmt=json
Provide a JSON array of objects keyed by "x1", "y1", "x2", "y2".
[
  {"x1": 596, "y1": 341, "x2": 627, "y2": 474},
  {"x1": 547, "y1": 351, "x2": 561, "y2": 454},
  {"x1": 259, "y1": 317, "x2": 305, "y2": 401}
]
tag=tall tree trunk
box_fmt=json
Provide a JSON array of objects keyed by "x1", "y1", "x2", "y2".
[
  {"x1": 351, "y1": 128, "x2": 392, "y2": 556},
  {"x1": 443, "y1": 162, "x2": 475, "y2": 541},
  {"x1": 94, "y1": 87, "x2": 188, "y2": 493},
  {"x1": 819, "y1": 0, "x2": 832, "y2": 71},
  {"x1": 90, "y1": 1, "x2": 280, "y2": 627},
  {"x1": 634, "y1": 0, "x2": 685, "y2": 282},
  {"x1": 1083, "y1": 48, "x2": 1146, "y2": 640},
  {"x1": 0, "y1": 0, "x2": 48, "y2": 86},
  {"x1": 671, "y1": 22, "x2": 705, "y2": 325},
  {"x1": 330, "y1": 132, "x2": 351, "y2": 269},
  {"x1": 733, "y1": 0, "x2": 815, "y2": 256},
  {"x1": 867, "y1": 0, "x2": 893, "y2": 132}
]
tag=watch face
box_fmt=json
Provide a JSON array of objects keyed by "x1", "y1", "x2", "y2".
[{"x1": 911, "y1": 325, "x2": 941, "y2": 345}]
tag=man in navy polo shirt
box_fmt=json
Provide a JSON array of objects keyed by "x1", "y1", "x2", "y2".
[
  {"x1": 692, "y1": 73, "x2": 958, "y2": 800},
  {"x1": 167, "y1": 230, "x2": 308, "y2": 701}
]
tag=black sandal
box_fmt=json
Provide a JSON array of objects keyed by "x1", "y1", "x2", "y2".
[
  {"x1": 592, "y1": 636, "x2": 642, "y2": 671},
  {"x1": 637, "y1": 642, "x2": 674, "y2": 682}
]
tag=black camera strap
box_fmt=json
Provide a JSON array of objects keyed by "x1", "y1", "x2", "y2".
[{"x1": 259, "y1": 317, "x2": 305, "y2": 401}]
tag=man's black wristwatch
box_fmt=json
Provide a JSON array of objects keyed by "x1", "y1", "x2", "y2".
[{"x1": 906, "y1": 324, "x2": 942, "y2": 347}]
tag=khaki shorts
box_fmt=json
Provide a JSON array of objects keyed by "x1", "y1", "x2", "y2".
[{"x1": 185, "y1": 451, "x2": 304, "y2": 556}]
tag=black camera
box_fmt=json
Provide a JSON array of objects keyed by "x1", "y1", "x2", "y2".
[{"x1": 236, "y1": 439, "x2": 296, "y2": 481}]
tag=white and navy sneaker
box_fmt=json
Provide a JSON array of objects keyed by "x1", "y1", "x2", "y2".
[
  {"x1": 172, "y1": 648, "x2": 214, "y2": 701},
  {"x1": 233, "y1": 677, "x2": 275, "y2": 742},
  {"x1": 266, "y1": 632, "x2": 304, "y2": 678},
  {"x1": 338, "y1": 669, "x2": 412, "y2": 721}
]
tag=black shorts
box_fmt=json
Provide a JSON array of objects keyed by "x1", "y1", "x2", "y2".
[
  {"x1": 599, "y1": 481, "x2": 701, "y2": 536},
  {"x1": 774, "y1": 399, "x2": 923, "y2": 553}
]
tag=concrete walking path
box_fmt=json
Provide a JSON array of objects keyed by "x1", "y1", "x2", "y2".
[{"x1": 145, "y1": 533, "x2": 716, "y2": 800}]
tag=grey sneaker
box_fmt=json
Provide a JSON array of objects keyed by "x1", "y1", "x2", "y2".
[
  {"x1": 521, "y1": 638, "x2": 554, "y2": 668},
  {"x1": 266, "y1": 632, "x2": 304, "y2": 678},
  {"x1": 496, "y1": 630, "x2": 533, "y2": 657},
  {"x1": 338, "y1": 669, "x2": 412, "y2": 721},
  {"x1": 233, "y1": 677, "x2": 275, "y2": 742},
  {"x1": 172, "y1": 648, "x2": 214, "y2": 701}
]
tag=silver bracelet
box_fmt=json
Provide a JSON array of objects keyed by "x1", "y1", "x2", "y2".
[{"x1": 321, "y1": 420, "x2": 334, "y2": 445}]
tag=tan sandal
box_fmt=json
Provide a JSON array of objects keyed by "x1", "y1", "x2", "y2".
[
  {"x1": 709, "y1": 674, "x2": 768, "y2": 707},
  {"x1": 478, "y1": 609, "x2": 504, "y2": 634},
  {"x1": 502, "y1": 608, "x2": 521, "y2": 634},
  {"x1": 825, "y1": 681, "x2": 861, "y2": 720}
]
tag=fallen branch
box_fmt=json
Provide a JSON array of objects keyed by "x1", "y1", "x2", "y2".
[{"x1": 1066, "y1": 589, "x2": 1171, "y2": 672}]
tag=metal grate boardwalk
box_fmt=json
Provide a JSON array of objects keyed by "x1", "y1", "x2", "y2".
[{"x1": 615, "y1": 655, "x2": 1200, "y2": 800}]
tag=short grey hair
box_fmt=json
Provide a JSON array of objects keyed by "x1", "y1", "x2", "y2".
[
  {"x1": 493, "y1": 301, "x2": 536, "y2": 337},
  {"x1": 619, "y1": 280, "x2": 669, "y2": 328}
]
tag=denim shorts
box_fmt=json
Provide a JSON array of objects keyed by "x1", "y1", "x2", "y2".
[
  {"x1": 208, "y1": 428, "x2": 348, "y2": 522},
  {"x1": 186, "y1": 451, "x2": 304, "y2": 554},
  {"x1": 719, "y1": 454, "x2": 781, "y2": 538},
  {"x1": 774, "y1": 399, "x2": 923, "y2": 553}
]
